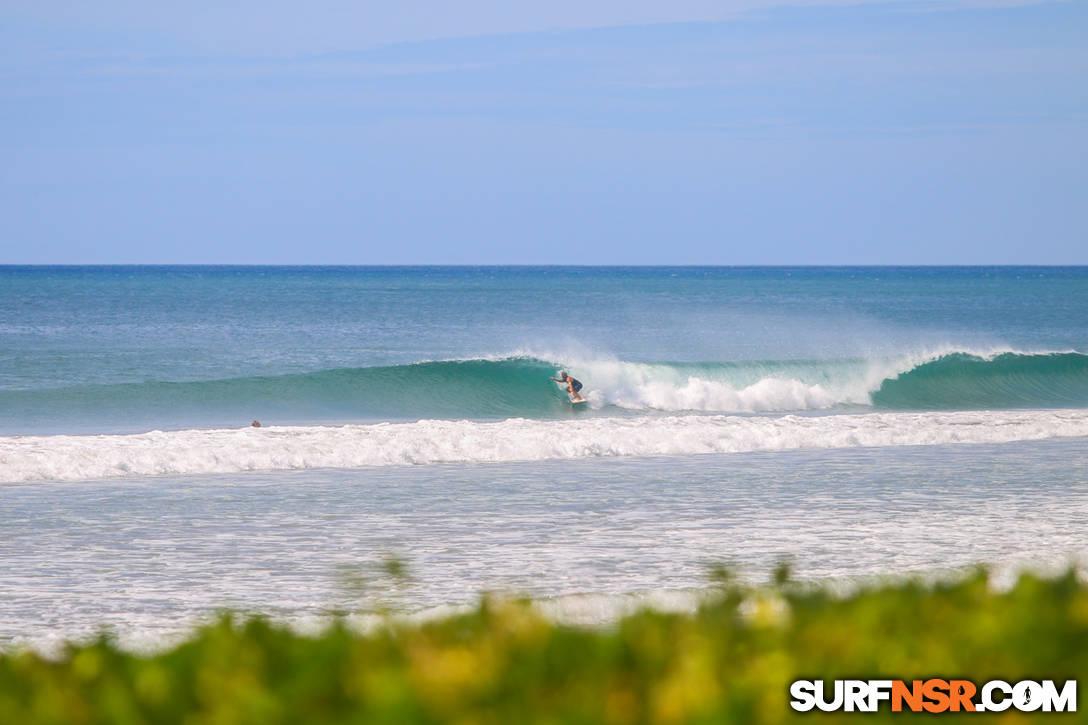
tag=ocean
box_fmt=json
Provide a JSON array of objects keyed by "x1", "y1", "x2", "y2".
[{"x1": 2, "y1": 266, "x2": 1087, "y2": 652}]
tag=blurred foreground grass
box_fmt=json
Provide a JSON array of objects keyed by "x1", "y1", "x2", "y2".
[{"x1": 2, "y1": 568, "x2": 1086, "y2": 723}]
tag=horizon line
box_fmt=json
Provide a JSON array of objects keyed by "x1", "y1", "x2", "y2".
[{"x1": 2, "y1": 263, "x2": 1086, "y2": 269}]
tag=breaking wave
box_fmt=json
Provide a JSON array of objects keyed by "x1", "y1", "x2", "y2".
[{"x1": 1, "y1": 351, "x2": 1085, "y2": 428}]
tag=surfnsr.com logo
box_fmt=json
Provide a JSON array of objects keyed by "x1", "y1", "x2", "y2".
[{"x1": 790, "y1": 679, "x2": 1077, "y2": 713}]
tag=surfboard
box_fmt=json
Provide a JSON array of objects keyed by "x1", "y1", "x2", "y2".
[{"x1": 570, "y1": 396, "x2": 588, "y2": 406}]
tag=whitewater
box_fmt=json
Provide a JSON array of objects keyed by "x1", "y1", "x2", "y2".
[{"x1": 5, "y1": 409, "x2": 1088, "y2": 483}]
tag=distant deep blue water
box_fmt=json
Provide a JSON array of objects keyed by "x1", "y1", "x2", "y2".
[{"x1": 1, "y1": 266, "x2": 1086, "y2": 651}]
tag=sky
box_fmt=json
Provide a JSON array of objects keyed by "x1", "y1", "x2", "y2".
[{"x1": 2, "y1": 0, "x2": 1086, "y2": 264}]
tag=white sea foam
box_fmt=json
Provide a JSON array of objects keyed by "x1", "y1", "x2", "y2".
[
  {"x1": 517, "y1": 344, "x2": 1077, "y2": 413},
  {"x1": 3, "y1": 409, "x2": 1088, "y2": 483},
  {"x1": 572, "y1": 359, "x2": 842, "y2": 412}
]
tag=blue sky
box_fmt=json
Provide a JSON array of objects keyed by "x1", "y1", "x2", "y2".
[{"x1": 2, "y1": 1, "x2": 1086, "y2": 263}]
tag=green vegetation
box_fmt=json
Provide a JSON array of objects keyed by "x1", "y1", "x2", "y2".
[{"x1": 2, "y1": 568, "x2": 1086, "y2": 723}]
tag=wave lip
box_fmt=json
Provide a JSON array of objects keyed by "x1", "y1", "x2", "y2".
[{"x1": 4, "y1": 409, "x2": 1088, "y2": 483}]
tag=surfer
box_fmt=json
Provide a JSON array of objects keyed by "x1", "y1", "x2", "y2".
[{"x1": 550, "y1": 371, "x2": 586, "y2": 402}]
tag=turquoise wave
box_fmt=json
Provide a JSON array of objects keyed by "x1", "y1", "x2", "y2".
[
  {"x1": 1, "y1": 352, "x2": 1086, "y2": 432},
  {"x1": 871, "y1": 352, "x2": 1088, "y2": 410},
  {"x1": 0, "y1": 358, "x2": 570, "y2": 427}
]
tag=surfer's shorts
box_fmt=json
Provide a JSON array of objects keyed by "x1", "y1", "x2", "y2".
[{"x1": 571, "y1": 380, "x2": 583, "y2": 393}]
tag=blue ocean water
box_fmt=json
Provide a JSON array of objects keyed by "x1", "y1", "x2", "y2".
[
  {"x1": 2, "y1": 266, "x2": 1086, "y2": 435},
  {"x1": 1, "y1": 266, "x2": 1086, "y2": 650}
]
